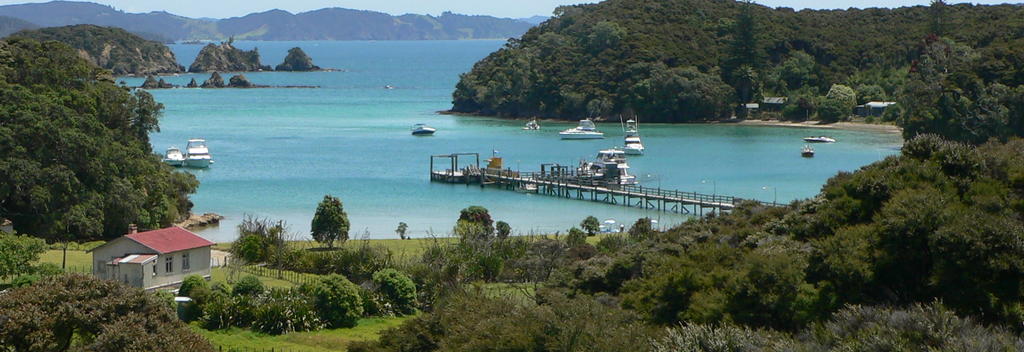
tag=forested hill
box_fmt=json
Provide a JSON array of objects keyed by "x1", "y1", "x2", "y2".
[
  {"x1": 0, "y1": 1, "x2": 533, "y2": 41},
  {"x1": 10, "y1": 25, "x2": 184, "y2": 75},
  {"x1": 0, "y1": 15, "x2": 35, "y2": 37},
  {"x1": 451, "y1": 0, "x2": 1024, "y2": 126}
]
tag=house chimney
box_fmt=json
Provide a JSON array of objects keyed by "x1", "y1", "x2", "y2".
[{"x1": 128, "y1": 224, "x2": 138, "y2": 235}]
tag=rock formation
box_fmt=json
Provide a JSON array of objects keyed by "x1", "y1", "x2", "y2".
[
  {"x1": 10, "y1": 25, "x2": 184, "y2": 75},
  {"x1": 275, "y1": 47, "x2": 320, "y2": 71},
  {"x1": 188, "y1": 40, "x2": 271, "y2": 73},
  {"x1": 200, "y1": 72, "x2": 225, "y2": 88},
  {"x1": 186, "y1": 78, "x2": 198, "y2": 88},
  {"x1": 227, "y1": 74, "x2": 253, "y2": 88},
  {"x1": 140, "y1": 75, "x2": 174, "y2": 89}
]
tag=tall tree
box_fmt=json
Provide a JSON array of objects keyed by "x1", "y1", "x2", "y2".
[
  {"x1": 311, "y1": 195, "x2": 349, "y2": 249},
  {"x1": 722, "y1": 0, "x2": 765, "y2": 103}
]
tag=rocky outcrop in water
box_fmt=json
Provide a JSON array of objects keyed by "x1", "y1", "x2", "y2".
[
  {"x1": 188, "y1": 40, "x2": 271, "y2": 73},
  {"x1": 175, "y1": 212, "x2": 224, "y2": 230},
  {"x1": 186, "y1": 78, "x2": 198, "y2": 88},
  {"x1": 228, "y1": 74, "x2": 260, "y2": 88},
  {"x1": 200, "y1": 72, "x2": 225, "y2": 88},
  {"x1": 275, "y1": 47, "x2": 320, "y2": 71},
  {"x1": 140, "y1": 75, "x2": 174, "y2": 89}
]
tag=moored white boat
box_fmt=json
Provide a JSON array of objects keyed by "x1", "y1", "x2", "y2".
[
  {"x1": 622, "y1": 119, "x2": 644, "y2": 155},
  {"x1": 412, "y1": 124, "x2": 437, "y2": 136},
  {"x1": 184, "y1": 139, "x2": 213, "y2": 168},
  {"x1": 560, "y1": 119, "x2": 604, "y2": 139},
  {"x1": 523, "y1": 119, "x2": 540, "y2": 130},
  {"x1": 577, "y1": 148, "x2": 637, "y2": 185},
  {"x1": 802, "y1": 145, "x2": 815, "y2": 157},
  {"x1": 803, "y1": 136, "x2": 836, "y2": 143},
  {"x1": 162, "y1": 146, "x2": 185, "y2": 167}
]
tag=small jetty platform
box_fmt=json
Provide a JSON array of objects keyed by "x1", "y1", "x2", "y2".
[{"x1": 430, "y1": 153, "x2": 775, "y2": 215}]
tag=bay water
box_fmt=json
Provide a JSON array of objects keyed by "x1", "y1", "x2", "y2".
[{"x1": 121, "y1": 40, "x2": 902, "y2": 242}]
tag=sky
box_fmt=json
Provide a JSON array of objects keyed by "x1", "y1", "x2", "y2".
[{"x1": 0, "y1": 0, "x2": 1017, "y2": 19}]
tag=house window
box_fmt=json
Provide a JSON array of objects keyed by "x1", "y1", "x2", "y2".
[
  {"x1": 165, "y1": 256, "x2": 173, "y2": 273},
  {"x1": 182, "y1": 253, "x2": 190, "y2": 271},
  {"x1": 152, "y1": 263, "x2": 157, "y2": 276}
]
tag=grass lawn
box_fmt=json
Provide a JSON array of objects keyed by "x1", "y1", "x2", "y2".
[
  {"x1": 195, "y1": 316, "x2": 414, "y2": 352},
  {"x1": 37, "y1": 249, "x2": 93, "y2": 272}
]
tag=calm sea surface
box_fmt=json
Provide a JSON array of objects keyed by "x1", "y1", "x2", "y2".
[{"x1": 121, "y1": 40, "x2": 902, "y2": 242}]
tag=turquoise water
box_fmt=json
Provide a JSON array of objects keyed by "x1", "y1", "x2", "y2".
[{"x1": 122, "y1": 40, "x2": 902, "y2": 242}]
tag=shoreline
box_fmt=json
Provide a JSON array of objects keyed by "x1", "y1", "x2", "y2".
[{"x1": 438, "y1": 111, "x2": 902, "y2": 134}]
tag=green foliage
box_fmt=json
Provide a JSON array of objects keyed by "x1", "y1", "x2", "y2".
[
  {"x1": 0, "y1": 232, "x2": 45, "y2": 279},
  {"x1": 0, "y1": 274, "x2": 212, "y2": 351},
  {"x1": 628, "y1": 217, "x2": 654, "y2": 241},
  {"x1": 395, "y1": 222, "x2": 408, "y2": 240},
  {"x1": 816, "y1": 97, "x2": 849, "y2": 123},
  {"x1": 178, "y1": 274, "x2": 209, "y2": 297},
  {"x1": 251, "y1": 288, "x2": 324, "y2": 335},
  {"x1": 311, "y1": 195, "x2": 350, "y2": 249},
  {"x1": 232, "y1": 275, "x2": 265, "y2": 296},
  {"x1": 372, "y1": 269, "x2": 418, "y2": 315},
  {"x1": 565, "y1": 227, "x2": 587, "y2": 247},
  {"x1": 495, "y1": 220, "x2": 511, "y2": 239},
  {"x1": 308, "y1": 274, "x2": 364, "y2": 328},
  {"x1": 0, "y1": 37, "x2": 198, "y2": 241},
  {"x1": 580, "y1": 216, "x2": 600, "y2": 236},
  {"x1": 230, "y1": 216, "x2": 288, "y2": 264},
  {"x1": 454, "y1": 206, "x2": 495, "y2": 241}
]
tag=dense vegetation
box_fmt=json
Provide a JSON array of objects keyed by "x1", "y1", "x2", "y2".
[
  {"x1": 0, "y1": 274, "x2": 212, "y2": 351},
  {"x1": 0, "y1": 37, "x2": 197, "y2": 241},
  {"x1": 9, "y1": 24, "x2": 184, "y2": 75},
  {"x1": 0, "y1": 2, "x2": 532, "y2": 41},
  {"x1": 451, "y1": 0, "x2": 1024, "y2": 140}
]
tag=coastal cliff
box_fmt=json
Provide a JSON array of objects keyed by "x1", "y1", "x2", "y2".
[
  {"x1": 275, "y1": 47, "x2": 320, "y2": 71},
  {"x1": 9, "y1": 24, "x2": 184, "y2": 75},
  {"x1": 189, "y1": 40, "x2": 271, "y2": 73}
]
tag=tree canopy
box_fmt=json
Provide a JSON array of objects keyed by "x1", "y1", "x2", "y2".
[
  {"x1": 0, "y1": 37, "x2": 197, "y2": 241},
  {"x1": 311, "y1": 195, "x2": 350, "y2": 249}
]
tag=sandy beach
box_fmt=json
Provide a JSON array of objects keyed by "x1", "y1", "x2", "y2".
[{"x1": 730, "y1": 119, "x2": 902, "y2": 134}]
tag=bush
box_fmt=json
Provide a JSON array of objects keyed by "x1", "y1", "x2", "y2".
[
  {"x1": 566, "y1": 227, "x2": 587, "y2": 247},
  {"x1": 309, "y1": 274, "x2": 364, "y2": 328},
  {"x1": 232, "y1": 275, "x2": 264, "y2": 296},
  {"x1": 581, "y1": 216, "x2": 600, "y2": 236},
  {"x1": 10, "y1": 274, "x2": 40, "y2": 288},
  {"x1": 495, "y1": 221, "x2": 512, "y2": 239},
  {"x1": 628, "y1": 218, "x2": 654, "y2": 241},
  {"x1": 251, "y1": 288, "x2": 324, "y2": 335},
  {"x1": 816, "y1": 97, "x2": 849, "y2": 122},
  {"x1": 596, "y1": 234, "x2": 629, "y2": 254},
  {"x1": 178, "y1": 275, "x2": 208, "y2": 297},
  {"x1": 373, "y1": 269, "x2": 418, "y2": 315}
]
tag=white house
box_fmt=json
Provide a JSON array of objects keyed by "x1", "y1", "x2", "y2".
[{"x1": 91, "y1": 225, "x2": 214, "y2": 290}]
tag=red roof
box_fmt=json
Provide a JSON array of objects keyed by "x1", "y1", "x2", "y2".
[{"x1": 126, "y1": 226, "x2": 215, "y2": 254}]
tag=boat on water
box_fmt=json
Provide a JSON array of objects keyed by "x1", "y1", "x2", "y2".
[
  {"x1": 560, "y1": 119, "x2": 604, "y2": 139},
  {"x1": 577, "y1": 148, "x2": 637, "y2": 185},
  {"x1": 802, "y1": 145, "x2": 815, "y2": 158},
  {"x1": 162, "y1": 146, "x2": 185, "y2": 167},
  {"x1": 523, "y1": 119, "x2": 540, "y2": 130},
  {"x1": 622, "y1": 118, "x2": 644, "y2": 155},
  {"x1": 803, "y1": 136, "x2": 837, "y2": 143},
  {"x1": 411, "y1": 124, "x2": 437, "y2": 136},
  {"x1": 184, "y1": 139, "x2": 214, "y2": 168}
]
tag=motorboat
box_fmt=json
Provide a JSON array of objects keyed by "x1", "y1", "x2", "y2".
[
  {"x1": 559, "y1": 119, "x2": 605, "y2": 139},
  {"x1": 411, "y1": 124, "x2": 436, "y2": 136},
  {"x1": 384, "y1": 85, "x2": 395, "y2": 90},
  {"x1": 622, "y1": 118, "x2": 644, "y2": 155},
  {"x1": 523, "y1": 119, "x2": 540, "y2": 130},
  {"x1": 162, "y1": 146, "x2": 185, "y2": 167},
  {"x1": 577, "y1": 148, "x2": 637, "y2": 185},
  {"x1": 802, "y1": 145, "x2": 815, "y2": 158},
  {"x1": 803, "y1": 136, "x2": 837, "y2": 143},
  {"x1": 184, "y1": 139, "x2": 213, "y2": 168}
]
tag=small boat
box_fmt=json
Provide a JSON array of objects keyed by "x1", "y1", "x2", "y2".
[
  {"x1": 622, "y1": 118, "x2": 644, "y2": 155},
  {"x1": 411, "y1": 124, "x2": 436, "y2": 136},
  {"x1": 162, "y1": 146, "x2": 185, "y2": 167},
  {"x1": 184, "y1": 139, "x2": 213, "y2": 168},
  {"x1": 802, "y1": 145, "x2": 815, "y2": 158},
  {"x1": 384, "y1": 85, "x2": 395, "y2": 90},
  {"x1": 560, "y1": 119, "x2": 605, "y2": 139},
  {"x1": 523, "y1": 119, "x2": 540, "y2": 130},
  {"x1": 803, "y1": 136, "x2": 837, "y2": 143},
  {"x1": 577, "y1": 148, "x2": 637, "y2": 185}
]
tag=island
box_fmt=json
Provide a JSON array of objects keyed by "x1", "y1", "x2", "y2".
[
  {"x1": 275, "y1": 47, "x2": 321, "y2": 71},
  {"x1": 188, "y1": 39, "x2": 271, "y2": 73},
  {"x1": 9, "y1": 24, "x2": 184, "y2": 75}
]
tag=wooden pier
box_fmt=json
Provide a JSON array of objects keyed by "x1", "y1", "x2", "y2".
[{"x1": 430, "y1": 153, "x2": 775, "y2": 215}]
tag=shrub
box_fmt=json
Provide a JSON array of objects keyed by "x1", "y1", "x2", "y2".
[
  {"x1": 311, "y1": 194, "x2": 350, "y2": 249},
  {"x1": 628, "y1": 218, "x2": 654, "y2": 241},
  {"x1": 251, "y1": 288, "x2": 324, "y2": 335},
  {"x1": 31, "y1": 263, "x2": 63, "y2": 277},
  {"x1": 309, "y1": 274, "x2": 364, "y2": 328},
  {"x1": 232, "y1": 275, "x2": 264, "y2": 296},
  {"x1": 580, "y1": 216, "x2": 600, "y2": 236},
  {"x1": 654, "y1": 323, "x2": 792, "y2": 352},
  {"x1": 178, "y1": 275, "x2": 208, "y2": 297},
  {"x1": 373, "y1": 269, "x2": 418, "y2": 315},
  {"x1": 566, "y1": 227, "x2": 587, "y2": 247},
  {"x1": 596, "y1": 234, "x2": 629, "y2": 254},
  {"x1": 495, "y1": 221, "x2": 512, "y2": 239},
  {"x1": 10, "y1": 274, "x2": 40, "y2": 288}
]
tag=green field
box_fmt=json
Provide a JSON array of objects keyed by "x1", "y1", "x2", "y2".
[{"x1": 195, "y1": 316, "x2": 414, "y2": 352}]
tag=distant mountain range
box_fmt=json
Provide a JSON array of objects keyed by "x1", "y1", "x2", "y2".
[
  {"x1": 0, "y1": 1, "x2": 537, "y2": 41},
  {"x1": 0, "y1": 15, "x2": 36, "y2": 37}
]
